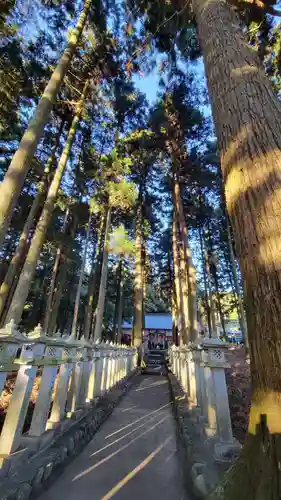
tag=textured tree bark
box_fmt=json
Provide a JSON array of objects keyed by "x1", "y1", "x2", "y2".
[
  {"x1": 168, "y1": 243, "x2": 179, "y2": 345},
  {"x1": 116, "y1": 259, "x2": 124, "y2": 344},
  {"x1": 0, "y1": 122, "x2": 65, "y2": 325},
  {"x1": 226, "y1": 214, "x2": 249, "y2": 348},
  {"x1": 205, "y1": 248, "x2": 218, "y2": 338},
  {"x1": 0, "y1": 0, "x2": 92, "y2": 246},
  {"x1": 93, "y1": 207, "x2": 112, "y2": 342},
  {"x1": 113, "y1": 256, "x2": 123, "y2": 342},
  {"x1": 171, "y1": 286, "x2": 179, "y2": 345},
  {"x1": 6, "y1": 81, "x2": 89, "y2": 324},
  {"x1": 132, "y1": 197, "x2": 144, "y2": 348},
  {"x1": 206, "y1": 223, "x2": 227, "y2": 340},
  {"x1": 172, "y1": 209, "x2": 186, "y2": 345},
  {"x1": 191, "y1": 0, "x2": 281, "y2": 495},
  {"x1": 198, "y1": 224, "x2": 212, "y2": 336},
  {"x1": 71, "y1": 210, "x2": 92, "y2": 338},
  {"x1": 48, "y1": 217, "x2": 77, "y2": 336},
  {"x1": 172, "y1": 179, "x2": 191, "y2": 343},
  {"x1": 83, "y1": 213, "x2": 105, "y2": 339},
  {"x1": 173, "y1": 175, "x2": 198, "y2": 341},
  {"x1": 43, "y1": 208, "x2": 70, "y2": 333}
]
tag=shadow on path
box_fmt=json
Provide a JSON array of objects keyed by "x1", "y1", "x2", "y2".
[{"x1": 38, "y1": 375, "x2": 187, "y2": 500}]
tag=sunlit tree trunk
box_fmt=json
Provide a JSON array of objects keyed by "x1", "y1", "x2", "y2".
[
  {"x1": 172, "y1": 209, "x2": 186, "y2": 345},
  {"x1": 172, "y1": 177, "x2": 191, "y2": 343},
  {"x1": 173, "y1": 174, "x2": 198, "y2": 341},
  {"x1": 171, "y1": 287, "x2": 179, "y2": 345},
  {"x1": 71, "y1": 211, "x2": 92, "y2": 338},
  {"x1": 168, "y1": 243, "x2": 178, "y2": 345},
  {"x1": 132, "y1": 192, "x2": 144, "y2": 348},
  {"x1": 6, "y1": 81, "x2": 89, "y2": 324},
  {"x1": 113, "y1": 256, "x2": 123, "y2": 342},
  {"x1": 190, "y1": 0, "x2": 281, "y2": 494},
  {"x1": 0, "y1": 123, "x2": 64, "y2": 325},
  {"x1": 93, "y1": 207, "x2": 112, "y2": 342},
  {"x1": 116, "y1": 259, "x2": 124, "y2": 344},
  {"x1": 0, "y1": 0, "x2": 92, "y2": 246}
]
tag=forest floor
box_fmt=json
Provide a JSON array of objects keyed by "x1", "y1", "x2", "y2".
[{"x1": 0, "y1": 345, "x2": 251, "y2": 442}]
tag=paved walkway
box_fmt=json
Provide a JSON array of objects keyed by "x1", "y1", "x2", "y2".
[{"x1": 39, "y1": 376, "x2": 187, "y2": 500}]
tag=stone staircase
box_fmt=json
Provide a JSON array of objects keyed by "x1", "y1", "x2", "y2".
[{"x1": 143, "y1": 349, "x2": 167, "y2": 375}]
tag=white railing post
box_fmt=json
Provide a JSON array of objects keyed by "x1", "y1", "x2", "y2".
[
  {"x1": 0, "y1": 324, "x2": 39, "y2": 456},
  {"x1": 171, "y1": 345, "x2": 176, "y2": 375},
  {"x1": 175, "y1": 347, "x2": 180, "y2": 380},
  {"x1": 115, "y1": 345, "x2": 121, "y2": 383},
  {"x1": 100, "y1": 342, "x2": 109, "y2": 394},
  {"x1": 187, "y1": 345, "x2": 202, "y2": 408},
  {"x1": 47, "y1": 337, "x2": 76, "y2": 429},
  {"x1": 106, "y1": 343, "x2": 113, "y2": 391},
  {"x1": 112, "y1": 344, "x2": 118, "y2": 386},
  {"x1": 65, "y1": 335, "x2": 94, "y2": 415},
  {"x1": 76, "y1": 337, "x2": 94, "y2": 407},
  {"x1": 181, "y1": 345, "x2": 189, "y2": 394},
  {"x1": 93, "y1": 343, "x2": 104, "y2": 398},
  {"x1": 121, "y1": 345, "x2": 126, "y2": 379},
  {"x1": 28, "y1": 325, "x2": 63, "y2": 437},
  {"x1": 86, "y1": 343, "x2": 98, "y2": 402},
  {"x1": 0, "y1": 321, "x2": 24, "y2": 394},
  {"x1": 201, "y1": 338, "x2": 234, "y2": 444}
]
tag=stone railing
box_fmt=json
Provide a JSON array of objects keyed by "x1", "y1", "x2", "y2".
[
  {"x1": 169, "y1": 337, "x2": 241, "y2": 465},
  {"x1": 0, "y1": 320, "x2": 137, "y2": 473}
]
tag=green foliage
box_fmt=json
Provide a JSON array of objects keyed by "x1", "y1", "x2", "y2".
[
  {"x1": 108, "y1": 179, "x2": 137, "y2": 210},
  {"x1": 109, "y1": 224, "x2": 134, "y2": 255}
]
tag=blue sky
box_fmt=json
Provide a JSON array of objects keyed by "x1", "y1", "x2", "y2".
[{"x1": 133, "y1": 67, "x2": 160, "y2": 104}]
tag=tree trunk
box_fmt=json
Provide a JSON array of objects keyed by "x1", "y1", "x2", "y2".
[
  {"x1": 93, "y1": 207, "x2": 112, "y2": 342},
  {"x1": 205, "y1": 249, "x2": 217, "y2": 338},
  {"x1": 172, "y1": 179, "x2": 190, "y2": 344},
  {"x1": 173, "y1": 174, "x2": 198, "y2": 341},
  {"x1": 206, "y1": 223, "x2": 227, "y2": 340},
  {"x1": 192, "y1": 0, "x2": 281, "y2": 493},
  {"x1": 113, "y1": 257, "x2": 122, "y2": 342},
  {"x1": 43, "y1": 207, "x2": 70, "y2": 333},
  {"x1": 48, "y1": 216, "x2": 77, "y2": 336},
  {"x1": 112, "y1": 255, "x2": 124, "y2": 342},
  {"x1": 178, "y1": 237, "x2": 190, "y2": 344},
  {"x1": 199, "y1": 224, "x2": 212, "y2": 336},
  {"x1": 0, "y1": 0, "x2": 92, "y2": 246},
  {"x1": 213, "y1": 266, "x2": 227, "y2": 340},
  {"x1": 171, "y1": 286, "x2": 179, "y2": 345},
  {"x1": 226, "y1": 214, "x2": 249, "y2": 348},
  {"x1": 0, "y1": 122, "x2": 64, "y2": 325},
  {"x1": 5, "y1": 81, "x2": 89, "y2": 324},
  {"x1": 132, "y1": 197, "x2": 143, "y2": 348},
  {"x1": 0, "y1": 236, "x2": 17, "y2": 284},
  {"x1": 71, "y1": 210, "x2": 92, "y2": 338},
  {"x1": 168, "y1": 243, "x2": 178, "y2": 345},
  {"x1": 48, "y1": 257, "x2": 70, "y2": 335},
  {"x1": 172, "y1": 209, "x2": 186, "y2": 345},
  {"x1": 116, "y1": 259, "x2": 124, "y2": 344},
  {"x1": 83, "y1": 212, "x2": 106, "y2": 339}
]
